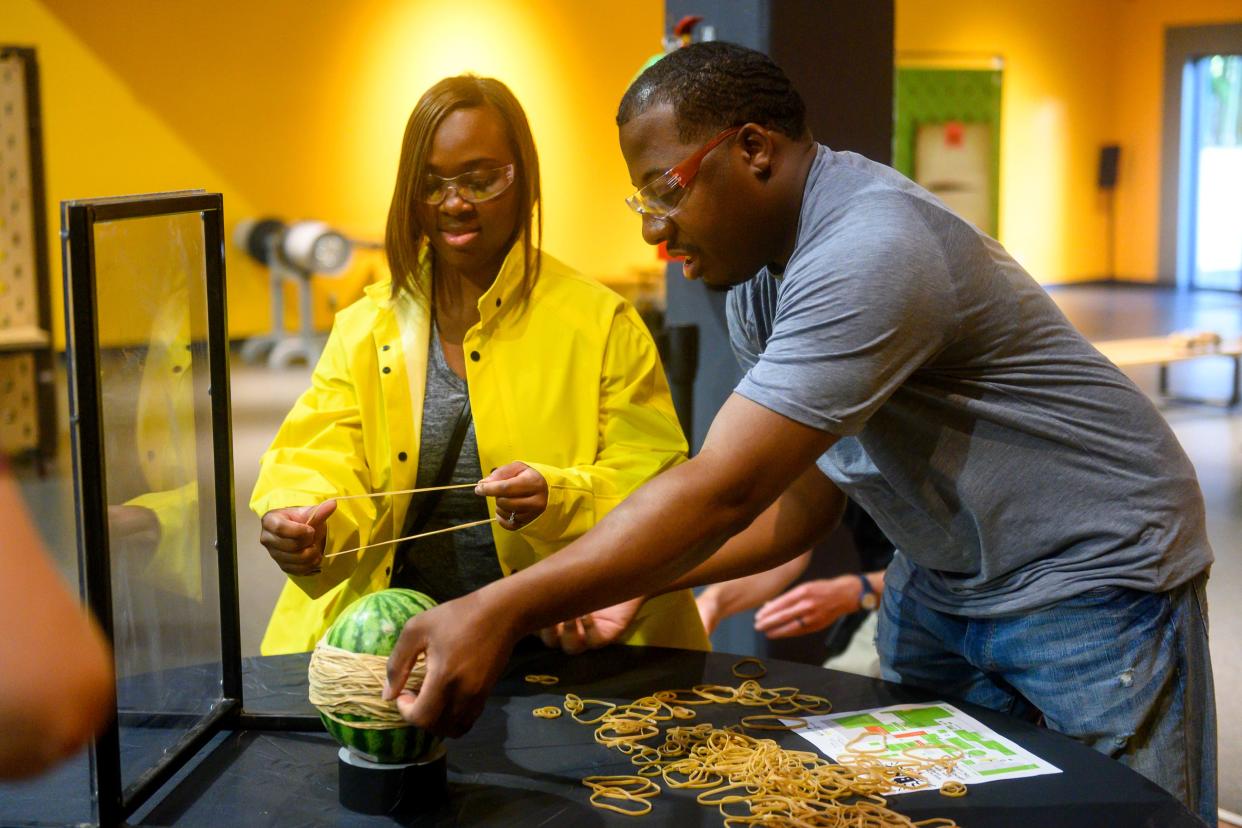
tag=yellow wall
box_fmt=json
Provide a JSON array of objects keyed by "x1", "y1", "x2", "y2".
[
  {"x1": 3, "y1": 0, "x2": 663, "y2": 347},
  {"x1": 10, "y1": 0, "x2": 1239, "y2": 327},
  {"x1": 898, "y1": 0, "x2": 1119, "y2": 284},
  {"x1": 2, "y1": 0, "x2": 268, "y2": 347},
  {"x1": 897, "y1": 0, "x2": 1242, "y2": 284}
]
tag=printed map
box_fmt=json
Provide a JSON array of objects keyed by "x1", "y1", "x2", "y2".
[{"x1": 791, "y1": 702, "x2": 1061, "y2": 795}]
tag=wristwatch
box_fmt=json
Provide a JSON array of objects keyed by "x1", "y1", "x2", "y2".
[{"x1": 857, "y1": 574, "x2": 879, "y2": 611}]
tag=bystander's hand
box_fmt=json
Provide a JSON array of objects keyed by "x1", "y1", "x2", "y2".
[
  {"x1": 539, "y1": 597, "x2": 645, "y2": 654},
  {"x1": 696, "y1": 585, "x2": 727, "y2": 636},
  {"x1": 753, "y1": 575, "x2": 865, "y2": 639}
]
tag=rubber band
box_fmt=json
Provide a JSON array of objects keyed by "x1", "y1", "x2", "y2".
[
  {"x1": 532, "y1": 706, "x2": 562, "y2": 719},
  {"x1": 584, "y1": 775, "x2": 659, "y2": 816},
  {"x1": 569, "y1": 698, "x2": 617, "y2": 725},
  {"x1": 731, "y1": 657, "x2": 767, "y2": 679},
  {"x1": 588, "y1": 788, "x2": 654, "y2": 816},
  {"x1": 524, "y1": 674, "x2": 560, "y2": 685},
  {"x1": 739, "y1": 714, "x2": 807, "y2": 731},
  {"x1": 939, "y1": 780, "x2": 967, "y2": 797},
  {"x1": 582, "y1": 775, "x2": 660, "y2": 797}
]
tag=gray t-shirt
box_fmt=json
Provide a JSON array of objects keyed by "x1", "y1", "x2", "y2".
[
  {"x1": 391, "y1": 326, "x2": 502, "y2": 601},
  {"x1": 727, "y1": 145, "x2": 1213, "y2": 617}
]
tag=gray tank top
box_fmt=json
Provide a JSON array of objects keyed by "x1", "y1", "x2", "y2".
[{"x1": 390, "y1": 325, "x2": 502, "y2": 600}]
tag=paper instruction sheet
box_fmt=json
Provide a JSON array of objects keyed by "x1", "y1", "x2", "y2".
[{"x1": 790, "y1": 701, "x2": 1061, "y2": 795}]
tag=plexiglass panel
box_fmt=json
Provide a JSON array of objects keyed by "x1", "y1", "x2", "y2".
[{"x1": 90, "y1": 211, "x2": 224, "y2": 791}]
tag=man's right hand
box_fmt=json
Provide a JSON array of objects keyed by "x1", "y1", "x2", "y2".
[
  {"x1": 384, "y1": 588, "x2": 522, "y2": 738},
  {"x1": 259, "y1": 501, "x2": 337, "y2": 576}
]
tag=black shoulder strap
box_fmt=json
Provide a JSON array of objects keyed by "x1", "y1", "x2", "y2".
[{"x1": 404, "y1": 396, "x2": 473, "y2": 538}]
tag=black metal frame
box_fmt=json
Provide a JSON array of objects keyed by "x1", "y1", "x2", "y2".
[
  {"x1": 1, "y1": 46, "x2": 57, "y2": 470},
  {"x1": 61, "y1": 191, "x2": 319, "y2": 828}
]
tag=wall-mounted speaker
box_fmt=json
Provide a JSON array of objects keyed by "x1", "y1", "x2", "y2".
[{"x1": 1098, "y1": 144, "x2": 1121, "y2": 190}]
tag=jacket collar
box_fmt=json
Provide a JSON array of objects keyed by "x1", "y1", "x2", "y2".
[{"x1": 365, "y1": 235, "x2": 533, "y2": 325}]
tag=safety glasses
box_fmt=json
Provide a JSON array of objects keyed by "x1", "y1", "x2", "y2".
[
  {"x1": 625, "y1": 126, "x2": 741, "y2": 219},
  {"x1": 422, "y1": 163, "x2": 516, "y2": 205}
]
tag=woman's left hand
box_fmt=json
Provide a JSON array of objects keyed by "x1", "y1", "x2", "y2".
[{"x1": 475, "y1": 461, "x2": 548, "y2": 530}]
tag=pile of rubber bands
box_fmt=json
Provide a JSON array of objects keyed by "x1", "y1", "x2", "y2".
[{"x1": 534, "y1": 658, "x2": 966, "y2": 825}]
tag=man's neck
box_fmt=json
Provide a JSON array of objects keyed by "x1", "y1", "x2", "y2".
[{"x1": 768, "y1": 141, "x2": 818, "y2": 272}]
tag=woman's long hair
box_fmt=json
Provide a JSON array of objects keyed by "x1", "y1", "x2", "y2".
[{"x1": 384, "y1": 76, "x2": 542, "y2": 303}]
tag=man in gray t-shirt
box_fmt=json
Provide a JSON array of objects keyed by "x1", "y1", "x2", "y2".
[
  {"x1": 384, "y1": 41, "x2": 1215, "y2": 825},
  {"x1": 726, "y1": 146, "x2": 1212, "y2": 617}
]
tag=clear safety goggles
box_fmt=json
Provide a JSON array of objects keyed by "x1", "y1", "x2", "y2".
[
  {"x1": 624, "y1": 126, "x2": 740, "y2": 219},
  {"x1": 422, "y1": 163, "x2": 516, "y2": 205}
]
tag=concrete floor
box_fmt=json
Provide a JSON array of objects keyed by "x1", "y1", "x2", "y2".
[{"x1": 13, "y1": 283, "x2": 1242, "y2": 814}]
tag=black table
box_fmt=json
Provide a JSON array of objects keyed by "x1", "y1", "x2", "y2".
[{"x1": 2, "y1": 643, "x2": 1202, "y2": 827}]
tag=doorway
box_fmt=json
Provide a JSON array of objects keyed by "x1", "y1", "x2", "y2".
[
  {"x1": 1185, "y1": 54, "x2": 1242, "y2": 291},
  {"x1": 1160, "y1": 24, "x2": 1242, "y2": 290}
]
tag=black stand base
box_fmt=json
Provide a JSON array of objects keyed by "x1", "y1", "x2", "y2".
[{"x1": 337, "y1": 744, "x2": 447, "y2": 817}]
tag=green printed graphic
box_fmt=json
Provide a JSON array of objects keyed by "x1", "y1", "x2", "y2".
[
  {"x1": 979, "y1": 764, "x2": 1039, "y2": 776},
  {"x1": 979, "y1": 740, "x2": 1015, "y2": 756},
  {"x1": 893, "y1": 707, "x2": 953, "y2": 728}
]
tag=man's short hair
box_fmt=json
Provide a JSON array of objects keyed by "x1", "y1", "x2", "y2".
[{"x1": 617, "y1": 42, "x2": 807, "y2": 142}]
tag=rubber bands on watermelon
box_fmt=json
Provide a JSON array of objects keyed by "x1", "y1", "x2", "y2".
[{"x1": 308, "y1": 641, "x2": 427, "y2": 729}]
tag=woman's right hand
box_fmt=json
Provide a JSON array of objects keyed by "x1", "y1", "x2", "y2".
[{"x1": 260, "y1": 500, "x2": 337, "y2": 576}]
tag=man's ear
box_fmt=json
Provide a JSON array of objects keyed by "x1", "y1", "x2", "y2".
[{"x1": 737, "y1": 123, "x2": 776, "y2": 180}]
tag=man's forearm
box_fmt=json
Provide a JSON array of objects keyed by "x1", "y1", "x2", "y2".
[
  {"x1": 488, "y1": 454, "x2": 759, "y2": 635},
  {"x1": 662, "y1": 464, "x2": 843, "y2": 593},
  {"x1": 478, "y1": 396, "x2": 838, "y2": 637}
]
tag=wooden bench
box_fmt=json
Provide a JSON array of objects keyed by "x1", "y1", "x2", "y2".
[{"x1": 1093, "y1": 334, "x2": 1242, "y2": 407}]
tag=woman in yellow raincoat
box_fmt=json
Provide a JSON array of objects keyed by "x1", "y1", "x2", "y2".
[{"x1": 252, "y1": 75, "x2": 707, "y2": 655}]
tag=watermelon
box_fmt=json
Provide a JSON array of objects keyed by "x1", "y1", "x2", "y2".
[{"x1": 318, "y1": 588, "x2": 440, "y2": 764}]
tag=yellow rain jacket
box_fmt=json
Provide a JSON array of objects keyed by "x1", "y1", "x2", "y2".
[{"x1": 252, "y1": 245, "x2": 709, "y2": 654}]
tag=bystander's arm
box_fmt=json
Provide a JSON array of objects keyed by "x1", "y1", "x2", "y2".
[
  {"x1": 696, "y1": 550, "x2": 812, "y2": 635},
  {"x1": 0, "y1": 469, "x2": 114, "y2": 779}
]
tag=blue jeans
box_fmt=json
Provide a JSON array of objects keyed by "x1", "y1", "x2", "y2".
[{"x1": 876, "y1": 573, "x2": 1217, "y2": 826}]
